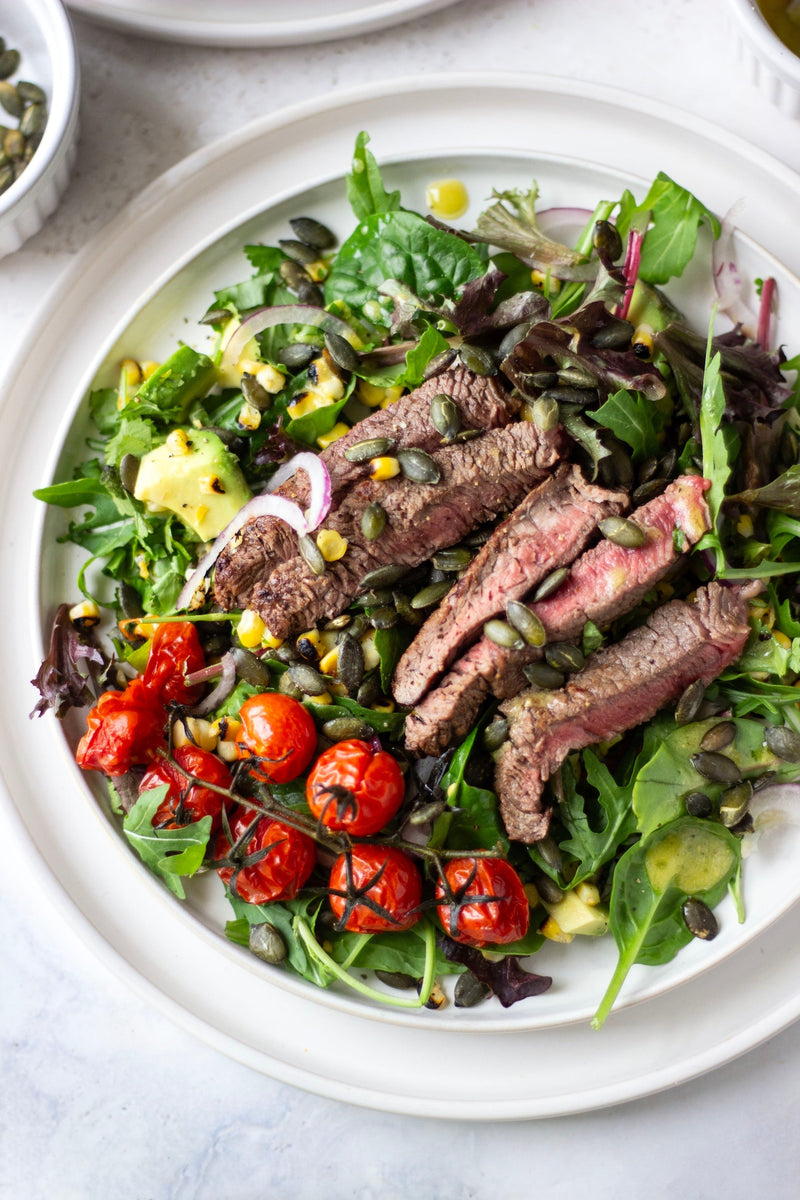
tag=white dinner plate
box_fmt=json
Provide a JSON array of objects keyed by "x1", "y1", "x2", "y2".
[
  {"x1": 65, "y1": 0, "x2": 462, "y2": 45},
  {"x1": 4, "y1": 75, "x2": 800, "y2": 1118}
]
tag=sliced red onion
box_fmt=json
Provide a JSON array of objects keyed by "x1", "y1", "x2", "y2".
[
  {"x1": 617, "y1": 228, "x2": 644, "y2": 321},
  {"x1": 175, "y1": 451, "x2": 333, "y2": 612},
  {"x1": 712, "y1": 203, "x2": 757, "y2": 334},
  {"x1": 220, "y1": 304, "x2": 354, "y2": 371},
  {"x1": 535, "y1": 206, "x2": 593, "y2": 237},
  {"x1": 189, "y1": 651, "x2": 237, "y2": 716}
]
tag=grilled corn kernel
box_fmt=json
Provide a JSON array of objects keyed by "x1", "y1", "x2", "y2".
[
  {"x1": 774, "y1": 630, "x2": 793, "y2": 650},
  {"x1": 255, "y1": 363, "x2": 286, "y2": 394},
  {"x1": 380, "y1": 388, "x2": 404, "y2": 409},
  {"x1": 309, "y1": 355, "x2": 347, "y2": 401},
  {"x1": 237, "y1": 401, "x2": 262, "y2": 431},
  {"x1": 297, "y1": 629, "x2": 320, "y2": 649},
  {"x1": 173, "y1": 716, "x2": 219, "y2": 752},
  {"x1": 357, "y1": 380, "x2": 398, "y2": 408},
  {"x1": 140, "y1": 360, "x2": 160, "y2": 381},
  {"x1": 530, "y1": 268, "x2": 561, "y2": 294},
  {"x1": 199, "y1": 474, "x2": 225, "y2": 496},
  {"x1": 317, "y1": 422, "x2": 350, "y2": 450},
  {"x1": 371, "y1": 700, "x2": 395, "y2": 713},
  {"x1": 69, "y1": 599, "x2": 100, "y2": 628},
  {"x1": 166, "y1": 429, "x2": 192, "y2": 455},
  {"x1": 135, "y1": 553, "x2": 150, "y2": 580},
  {"x1": 218, "y1": 739, "x2": 240, "y2": 762},
  {"x1": 369, "y1": 455, "x2": 401, "y2": 481},
  {"x1": 120, "y1": 358, "x2": 142, "y2": 388},
  {"x1": 262, "y1": 632, "x2": 284, "y2": 650},
  {"x1": 306, "y1": 691, "x2": 333, "y2": 706},
  {"x1": 575, "y1": 882, "x2": 601, "y2": 907},
  {"x1": 238, "y1": 608, "x2": 266, "y2": 648},
  {"x1": 316, "y1": 529, "x2": 348, "y2": 562},
  {"x1": 540, "y1": 916, "x2": 574, "y2": 944},
  {"x1": 318, "y1": 646, "x2": 340, "y2": 675},
  {"x1": 737, "y1": 514, "x2": 755, "y2": 538},
  {"x1": 286, "y1": 391, "x2": 334, "y2": 419},
  {"x1": 632, "y1": 323, "x2": 655, "y2": 359}
]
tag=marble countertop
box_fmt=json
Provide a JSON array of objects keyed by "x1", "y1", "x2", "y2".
[{"x1": 3, "y1": 1, "x2": 800, "y2": 1196}]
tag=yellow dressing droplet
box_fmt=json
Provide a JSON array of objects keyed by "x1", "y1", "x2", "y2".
[{"x1": 425, "y1": 178, "x2": 469, "y2": 221}]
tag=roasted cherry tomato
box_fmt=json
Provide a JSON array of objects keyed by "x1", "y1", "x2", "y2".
[
  {"x1": 435, "y1": 857, "x2": 529, "y2": 948},
  {"x1": 76, "y1": 678, "x2": 166, "y2": 775},
  {"x1": 306, "y1": 739, "x2": 405, "y2": 835},
  {"x1": 215, "y1": 808, "x2": 316, "y2": 905},
  {"x1": 328, "y1": 844, "x2": 422, "y2": 933},
  {"x1": 139, "y1": 745, "x2": 232, "y2": 832},
  {"x1": 142, "y1": 620, "x2": 205, "y2": 706},
  {"x1": 237, "y1": 692, "x2": 317, "y2": 785}
]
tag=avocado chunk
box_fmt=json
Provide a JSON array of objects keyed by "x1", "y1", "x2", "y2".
[
  {"x1": 130, "y1": 344, "x2": 217, "y2": 419},
  {"x1": 541, "y1": 890, "x2": 609, "y2": 937},
  {"x1": 134, "y1": 429, "x2": 251, "y2": 540}
]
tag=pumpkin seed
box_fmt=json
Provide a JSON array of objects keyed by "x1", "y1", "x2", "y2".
[
  {"x1": 531, "y1": 396, "x2": 559, "y2": 431},
  {"x1": 506, "y1": 599, "x2": 546, "y2": 647},
  {"x1": 241, "y1": 372, "x2": 271, "y2": 411},
  {"x1": 498, "y1": 323, "x2": 530, "y2": 360},
  {"x1": 638, "y1": 456, "x2": 659, "y2": 485},
  {"x1": 682, "y1": 897, "x2": 719, "y2": 941},
  {"x1": 278, "y1": 342, "x2": 318, "y2": 370},
  {"x1": 0, "y1": 50, "x2": 20, "y2": 81},
  {"x1": 278, "y1": 258, "x2": 311, "y2": 291},
  {"x1": 463, "y1": 527, "x2": 493, "y2": 548},
  {"x1": 558, "y1": 365, "x2": 597, "y2": 389},
  {"x1": 119, "y1": 453, "x2": 140, "y2": 495},
  {"x1": 360, "y1": 563, "x2": 407, "y2": 589},
  {"x1": 411, "y1": 580, "x2": 452, "y2": 609},
  {"x1": 700, "y1": 721, "x2": 736, "y2": 752},
  {"x1": 376, "y1": 970, "x2": 417, "y2": 991},
  {"x1": 598, "y1": 440, "x2": 634, "y2": 490},
  {"x1": 675, "y1": 679, "x2": 705, "y2": 725},
  {"x1": 691, "y1": 751, "x2": 742, "y2": 785},
  {"x1": 298, "y1": 533, "x2": 326, "y2": 576},
  {"x1": 764, "y1": 724, "x2": 800, "y2": 763},
  {"x1": 659, "y1": 447, "x2": 678, "y2": 478},
  {"x1": 288, "y1": 662, "x2": 329, "y2": 696},
  {"x1": 397, "y1": 447, "x2": 441, "y2": 484},
  {"x1": 422, "y1": 348, "x2": 457, "y2": 380},
  {"x1": 430, "y1": 392, "x2": 462, "y2": 441},
  {"x1": 274, "y1": 642, "x2": 299, "y2": 664},
  {"x1": 531, "y1": 370, "x2": 559, "y2": 389},
  {"x1": 536, "y1": 836, "x2": 564, "y2": 872},
  {"x1": 249, "y1": 922, "x2": 287, "y2": 963},
  {"x1": 408, "y1": 798, "x2": 447, "y2": 825},
  {"x1": 344, "y1": 436, "x2": 394, "y2": 463},
  {"x1": 278, "y1": 672, "x2": 304, "y2": 699},
  {"x1": 198, "y1": 305, "x2": 229, "y2": 326},
  {"x1": 454, "y1": 972, "x2": 492, "y2": 1009},
  {"x1": 361, "y1": 500, "x2": 387, "y2": 541},
  {"x1": 342, "y1": 615, "x2": 367, "y2": 642},
  {"x1": 232, "y1": 646, "x2": 272, "y2": 688},
  {"x1": 484, "y1": 619, "x2": 524, "y2": 650},
  {"x1": 356, "y1": 588, "x2": 393, "y2": 609},
  {"x1": 598, "y1": 516, "x2": 646, "y2": 549},
  {"x1": 483, "y1": 717, "x2": 509, "y2": 752},
  {"x1": 356, "y1": 676, "x2": 380, "y2": 708},
  {"x1": 3, "y1": 127, "x2": 24, "y2": 158},
  {"x1": 591, "y1": 317, "x2": 634, "y2": 350},
  {"x1": 631, "y1": 478, "x2": 667, "y2": 506},
  {"x1": 19, "y1": 102, "x2": 44, "y2": 137},
  {"x1": 279, "y1": 238, "x2": 318, "y2": 266},
  {"x1": 289, "y1": 215, "x2": 335, "y2": 250},
  {"x1": 392, "y1": 591, "x2": 423, "y2": 626},
  {"x1": 337, "y1": 633, "x2": 365, "y2": 693},
  {"x1": 324, "y1": 330, "x2": 359, "y2": 373},
  {"x1": 535, "y1": 874, "x2": 564, "y2": 904},
  {"x1": 369, "y1": 606, "x2": 398, "y2": 630},
  {"x1": 17, "y1": 80, "x2": 46, "y2": 104},
  {"x1": 753, "y1": 770, "x2": 777, "y2": 792},
  {"x1": 544, "y1": 642, "x2": 585, "y2": 673},
  {"x1": 532, "y1": 567, "x2": 570, "y2": 602},
  {"x1": 0, "y1": 82, "x2": 21, "y2": 119},
  {"x1": 459, "y1": 343, "x2": 495, "y2": 376},
  {"x1": 432, "y1": 547, "x2": 472, "y2": 572},
  {"x1": 428, "y1": 567, "x2": 448, "y2": 584},
  {"x1": 593, "y1": 218, "x2": 623, "y2": 262},
  {"x1": 322, "y1": 715, "x2": 372, "y2": 741},
  {"x1": 297, "y1": 280, "x2": 324, "y2": 306},
  {"x1": 684, "y1": 791, "x2": 713, "y2": 818},
  {"x1": 523, "y1": 662, "x2": 564, "y2": 690},
  {"x1": 719, "y1": 779, "x2": 752, "y2": 827},
  {"x1": 539, "y1": 385, "x2": 598, "y2": 405}
]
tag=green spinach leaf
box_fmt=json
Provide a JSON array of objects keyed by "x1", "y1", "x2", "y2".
[{"x1": 123, "y1": 785, "x2": 212, "y2": 899}]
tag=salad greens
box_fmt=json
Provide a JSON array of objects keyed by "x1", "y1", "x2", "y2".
[{"x1": 32, "y1": 132, "x2": 800, "y2": 1026}]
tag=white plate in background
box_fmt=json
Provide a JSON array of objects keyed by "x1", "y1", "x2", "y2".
[{"x1": 4, "y1": 75, "x2": 800, "y2": 1116}]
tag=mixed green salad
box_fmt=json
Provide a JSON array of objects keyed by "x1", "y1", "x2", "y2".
[{"x1": 31, "y1": 133, "x2": 800, "y2": 1026}]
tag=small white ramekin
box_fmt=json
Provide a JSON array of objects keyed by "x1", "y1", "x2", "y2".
[
  {"x1": 727, "y1": 0, "x2": 800, "y2": 118},
  {"x1": 0, "y1": 0, "x2": 80, "y2": 259}
]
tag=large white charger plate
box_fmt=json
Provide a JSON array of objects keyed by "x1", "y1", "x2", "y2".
[
  {"x1": 4, "y1": 75, "x2": 800, "y2": 1118},
  {"x1": 65, "y1": 0, "x2": 462, "y2": 45}
]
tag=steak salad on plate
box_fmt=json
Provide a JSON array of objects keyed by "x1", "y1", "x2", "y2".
[{"x1": 31, "y1": 134, "x2": 800, "y2": 1026}]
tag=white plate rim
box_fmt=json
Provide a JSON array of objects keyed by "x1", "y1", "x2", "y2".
[
  {"x1": 64, "y1": 0, "x2": 463, "y2": 46},
  {"x1": 5, "y1": 73, "x2": 800, "y2": 1117}
]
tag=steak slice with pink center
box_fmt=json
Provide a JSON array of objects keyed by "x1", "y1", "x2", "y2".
[
  {"x1": 392, "y1": 464, "x2": 627, "y2": 708},
  {"x1": 404, "y1": 475, "x2": 711, "y2": 757},
  {"x1": 495, "y1": 581, "x2": 757, "y2": 843}
]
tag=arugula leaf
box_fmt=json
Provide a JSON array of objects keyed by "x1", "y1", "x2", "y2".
[
  {"x1": 557, "y1": 405, "x2": 612, "y2": 480},
  {"x1": 588, "y1": 389, "x2": 663, "y2": 463},
  {"x1": 88, "y1": 387, "x2": 120, "y2": 436},
  {"x1": 582, "y1": 620, "x2": 604, "y2": 656},
  {"x1": 592, "y1": 816, "x2": 739, "y2": 1028},
  {"x1": 123, "y1": 785, "x2": 212, "y2": 899},
  {"x1": 104, "y1": 417, "x2": 157, "y2": 467},
  {"x1": 617, "y1": 173, "x2": 720, "y2": 285},
  {"x1": 346, "y1": 131, "x2": 401, "y2": 222},
  {"x1": 213, "y1": 244, "x2": 287, "y2": 315},
  {"x1": 431, "y1": 724, "x2": 510, "y2": 853},
  {"x1": 557, "y1": 750, "x2": 638, "y2": 887}
]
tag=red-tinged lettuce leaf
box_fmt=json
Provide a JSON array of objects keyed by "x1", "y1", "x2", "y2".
[
  {"x1": 30, "y1": 603, "x2": 110, "y2": 719},
  {"x1": 437, "y1": 934, "x2": 552, "y2": 1007}
]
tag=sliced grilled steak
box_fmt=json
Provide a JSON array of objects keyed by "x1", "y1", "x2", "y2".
[
  {"x1": 404, "y1": 475, "x2": 711, "y2": 756},
  {"x1": 495, "y1": 581, "x2": 757, "y2": 843},
  {"x1": 392, "y1": 464, "x2": 627, "y2": 708},
  {"x1": 214, "y1": 366, "x2": 519, "y2": 610},
  {"x1": 249, "y1": 420, "x2": 567, "y2": 639}
]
